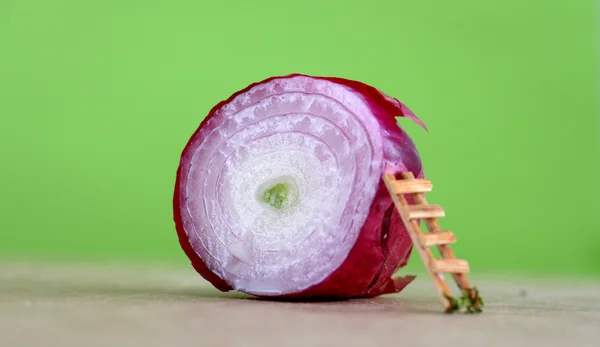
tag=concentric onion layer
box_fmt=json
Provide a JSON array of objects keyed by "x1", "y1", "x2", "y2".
[
  {"x1": 178, "y1": 76, "x2": 387, "y2": 295},
  {"x1": 175, "y1": 74, "x2": 426, "y2": 298}
]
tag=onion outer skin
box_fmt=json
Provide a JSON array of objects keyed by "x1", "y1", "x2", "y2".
[{"x1": 173, "y1": 74, "x2": 426, "y2": 299}]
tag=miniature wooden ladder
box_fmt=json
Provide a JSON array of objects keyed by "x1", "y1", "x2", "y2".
[{"x1": 382, "y1": 172, "x2": 483, "y2": 313}]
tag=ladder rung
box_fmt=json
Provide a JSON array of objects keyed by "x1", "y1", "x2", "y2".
[
  {"x1": 388, "y1": 179, "x2": 432, "y2": 194},
  {"x1": 405, "y1": 204, "x2": 445, "y2": 219},
  {"x1": 421, "y1": 231, "x2": 456, "y2": 247},
  {"x1": 432, "y1": 259, "x2": 470, "y2": 274}
]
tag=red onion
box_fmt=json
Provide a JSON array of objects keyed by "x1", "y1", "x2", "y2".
[{"x1": 173, "y1": 74, "x2": 427, "y2": 299}]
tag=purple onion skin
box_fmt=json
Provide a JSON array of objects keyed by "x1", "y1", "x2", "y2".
[{"x1": 174, "y1": 74, "x2": 427, "y2": 299}]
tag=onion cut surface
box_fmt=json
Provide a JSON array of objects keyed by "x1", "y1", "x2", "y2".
[{"x1": 174, "y1": 74, "x2": 427, "y2": 299}]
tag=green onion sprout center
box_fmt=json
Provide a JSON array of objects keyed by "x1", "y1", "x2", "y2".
[{"x1": 263, "y1": 183, "x2": 289, "y2": 209}]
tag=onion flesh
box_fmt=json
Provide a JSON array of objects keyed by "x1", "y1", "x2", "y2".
[{"x1": 173, "y1": 74, "x2": 427, "y2": 298}]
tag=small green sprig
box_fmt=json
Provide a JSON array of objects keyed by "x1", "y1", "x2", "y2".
[{"x1": 443, "y1": 287, "x2": 484, "y2": 314}]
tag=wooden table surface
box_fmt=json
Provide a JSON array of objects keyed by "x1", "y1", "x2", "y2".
[{"x1": 1, "y1": 263, "x2": 598, "y2": 347}]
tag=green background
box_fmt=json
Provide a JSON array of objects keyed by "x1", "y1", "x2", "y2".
[{"x1": 1, "y1": 0, "x2": 598, "y2": 277}]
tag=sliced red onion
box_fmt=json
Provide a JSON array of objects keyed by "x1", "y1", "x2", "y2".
[{"x1": 174, "y1": 74, "x2": 427, "y2": 299}]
